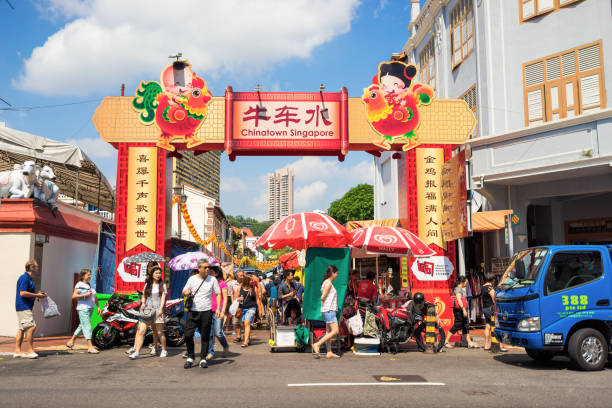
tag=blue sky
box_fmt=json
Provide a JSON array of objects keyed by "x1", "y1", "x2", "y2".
[{"x1": 0, "y1": 0, "x2": 423, "y2": 220}]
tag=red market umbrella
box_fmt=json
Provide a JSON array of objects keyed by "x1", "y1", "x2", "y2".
[
  {"x1": 279, "y1": 251, "x2": 301, "y2": 270},
  {"x1": 349, "y1": 226, "x2": 436, "y2": 257},
  {"x1": 255, "y1": 212, "x2": 352, "y2": 250}
]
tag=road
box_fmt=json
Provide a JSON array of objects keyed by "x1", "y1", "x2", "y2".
[{"x1": 1, "y1": 331, "x2": 611, "y2": 408}]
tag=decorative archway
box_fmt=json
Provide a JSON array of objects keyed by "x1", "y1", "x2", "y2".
[{"x1": 92, "y1": 55, "x2": 476, "y2": 335}]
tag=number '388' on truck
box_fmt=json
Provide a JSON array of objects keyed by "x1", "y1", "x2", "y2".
[{"x1": 494, "y1": 245, "x2": 612, "y2": 371}]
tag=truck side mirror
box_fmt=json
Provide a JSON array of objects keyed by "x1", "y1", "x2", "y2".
[{"x1": 515, "y1": 261, "x2": 526, "y2": 280}]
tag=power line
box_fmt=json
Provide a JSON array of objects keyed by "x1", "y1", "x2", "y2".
[
  {"x1": 5, "y1": 0, "x2": 15, "y2": 10},
  {"x1": 0, "y1": 97, "x2": 11, "y2": 107},
  {"x1": 0, "y1": 99, "x2": 101, "y2": 111}
]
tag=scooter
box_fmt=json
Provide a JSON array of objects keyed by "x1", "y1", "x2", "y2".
[
  {"x1": 92, "y1": 293, "x2": 185, "y2": 350},
  {"x1": 377, "y1": 302, "x2": 446, "y2": 354}
]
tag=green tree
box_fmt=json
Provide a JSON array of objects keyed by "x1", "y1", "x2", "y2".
[
  {"x1": 327, "y1": 184, "x2": 374, "y2": 225},
  {"x1": 226, "y1": 215, "x2": 274, "y2": 237}
]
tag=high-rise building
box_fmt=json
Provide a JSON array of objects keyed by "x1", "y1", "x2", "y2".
[
  {"x1": 173, "y1": 151, "x2": 221, "y2": 203},
  {"x1": 267, "y1": 168, "x2": 295, "y2": 221}
]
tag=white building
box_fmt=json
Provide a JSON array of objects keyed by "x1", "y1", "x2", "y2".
[
  {"x1": 375, "y1": 0, "x2": 612, "y2": 272},
  {"x1": 267, "y1": 168, "x2": 295, "y2": 221}
]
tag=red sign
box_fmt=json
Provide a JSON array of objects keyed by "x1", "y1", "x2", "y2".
[{"x1": 225, "y1": 89, "x2": 349, "y2": 158}]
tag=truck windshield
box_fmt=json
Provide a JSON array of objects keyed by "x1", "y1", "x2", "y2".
[{"x1": 500, "y1": 248, "x2": 549, "y2": 289}]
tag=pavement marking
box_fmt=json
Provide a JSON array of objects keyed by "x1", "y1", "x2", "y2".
[{"x1": 287, "y1": 382, "x2": 445, "y2": 387}]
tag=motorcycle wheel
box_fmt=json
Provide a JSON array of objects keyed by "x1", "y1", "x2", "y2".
[
  {"x1": 414, "y1": 323, "x2": 446, "y2": 353},
  {"x1": 165, "y1": 319, "x2": 185, "y2": 347},
  {"x1": 92, "y1": 325, "x2": 118, "y2": 349}
]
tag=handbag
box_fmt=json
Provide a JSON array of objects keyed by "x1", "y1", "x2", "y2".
[
  {"x1": 141, "y1": 305, "x2": 156, "y2": 319},
  {"x1": 229, "y1": 299, "x2": 240, "y2": 316},
  {"x1": 184, "y1": 278, "x2": 205, "y2": 312},
  {"x1": 347, "y1": 311, "x2": 363, "y2": 336}
]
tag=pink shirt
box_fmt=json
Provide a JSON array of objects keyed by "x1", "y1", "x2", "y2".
[{"x1": 212, "y1": 279, "x2": 227, "y2": 312}]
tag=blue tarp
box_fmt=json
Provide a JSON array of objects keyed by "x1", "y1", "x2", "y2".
[
  {"x1": 169, "y1": 240, "x2": 200, "y2": 299},
  {"x1": 96, "y1": 227, "x2": 116, "y2": 294}
]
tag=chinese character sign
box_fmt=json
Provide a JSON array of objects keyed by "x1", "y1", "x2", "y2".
[
  {"x1": 401, "y1": 257, "x2": 409, "y2": 290},
  {"x1": 362, "y1": 61, "x2": 434, "y2": 152},
  {"x1": 416, "y1": 148, "x2": 444, "y2": 247},
  {"x1": 132, "y1": 60, "x2": 213, "y2": 152},
  {"x1": 126, "y1": 147, "x2": 158, "y2": 251},
  {"x1": 233, "y1": 100, "x2": 339, "y2": 140},
  {"x1": 441, "y1": 150, "x2": 468, "y2": 242}
]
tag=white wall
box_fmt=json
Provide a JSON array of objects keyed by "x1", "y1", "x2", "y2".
[
  {"x1": 172, "y1": 185, "x2": 215, "y2": 242},
  {"x1": 33, "y1": 236, "x2": 97, "y2": 337},
  {"x1": 374, "y1": 152, "x2": 399, "y2": 220},
  {"x1": 0, "y1": 233, "x2": 34, "y2": 336}
]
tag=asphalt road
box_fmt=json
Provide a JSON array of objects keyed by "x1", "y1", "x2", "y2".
[{"x1": 1, "y1": 333, "x2": 612, "y2": 408}]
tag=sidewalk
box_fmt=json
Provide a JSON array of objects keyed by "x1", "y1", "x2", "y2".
[{"x1": 0, "y1": 335, "x2": 90, "y2": 355}]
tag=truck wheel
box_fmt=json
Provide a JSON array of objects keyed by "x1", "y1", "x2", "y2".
[
  {"x1": 525, "y1": 348, "x2": 555, "y2": 362},
  {"x1": 568, "y1": 328, "x2": 608, "y2": 371}
]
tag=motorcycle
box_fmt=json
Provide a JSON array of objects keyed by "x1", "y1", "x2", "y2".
[
  {"x1": 92, "y1": 293, "x2": 185, "y2": 350},
  {"x1": 376, "y1": 301, "x2": 446, "y2": 354}
]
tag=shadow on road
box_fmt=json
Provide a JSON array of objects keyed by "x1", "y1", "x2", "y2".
[{"x1": 493, "y1": 353, "x2": 612, "y2": 371}]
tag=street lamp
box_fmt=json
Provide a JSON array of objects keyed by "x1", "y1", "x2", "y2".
[{"x1": 173, "y1": 184, "x2": 187, "y2": 239}]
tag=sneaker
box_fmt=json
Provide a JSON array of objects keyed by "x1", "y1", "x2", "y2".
[
  {"x1": 13, "y1": 353, "x2": 23, "y2": 358},
  {"x1": 125, "y1": 347, "x2": 135, "y2": 355},
  {"x1": 182, "y1": 352, "x2": 188, "y2": 359},
  {"x1": 199, "y1": 359, "x2": 208, "y2": 369},
  {"x1": 222, "y1": 345, "x2": 229, "y2": 358},
  {"x1": 206, "y1": 353, "x2": 214, "y2": 360},
  {"x1": 159, "y1": 350, "x2": 168, "y2": 358},
  {"x1": 184, "y1": 358, "x2": 194, "y2": 369},
  {"x1": 150, "y1": 347, "x2": 157, "y2": 356},
  {"x1": 128, "y1": 351, "x2": 139, "y2": 360},
  {"x1": 22, "y1": 352, "x2": 38, "y2": 359}
]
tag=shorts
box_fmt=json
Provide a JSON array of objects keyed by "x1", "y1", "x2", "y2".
[
  {"x1": 141, "y1": 313, "x2": 165, "y2": 325},
  {"x1": 16, "y1": 309, "x2": 35, "y2": 330},
  {"x1": 483, "y1": 306, "x2": 493, "y2": 325},
  {"x1": 322, "y1": 310, "x2": 337, "y2": 324},
  {"x1": 241, "y1": 307, "x2": 257, "y2": 322}
]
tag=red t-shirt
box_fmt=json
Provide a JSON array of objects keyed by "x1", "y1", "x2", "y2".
[{"x1": 357, "y1": 280, "x2": 377, "y2": 301}]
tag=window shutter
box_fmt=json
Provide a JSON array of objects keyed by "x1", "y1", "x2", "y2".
[
  {"x1": 546, "y1": 57, "x2": 560, "y2": 81},
  {"x1": 525, "y1": 61, "x2": 544, "y2": 87},
  {"x1": 538, "y1": 0, "x2": 555, "y2": 12},
  {"x1": 580, "y1": 74, "x2": 600, "y2": 109},
  {"x1": 522, "y1": 0, "x2": 535, "y2": 19},
  {"x1": 578, "y1": 44, "x2": 600, "y2": 72},
  {"x1": 527, "y1": 89, "x2": 544, "y2": 123},
  {"x1": 561, "y1": 52, "x2": 576, "y2": 76}
]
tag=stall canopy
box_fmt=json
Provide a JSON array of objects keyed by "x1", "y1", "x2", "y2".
[
  {"x1": 345, "y1": 218, "x2": 399, "y2": 231},
  {"x1": 279, "y1": 251, "x2": 300, "y2": 270},
  {"x1": 472, "y1": 210, "x2": 513, "y2": 232},
  {"x1": 0, "y1": 123, "x2": 115, "y2": 212}
]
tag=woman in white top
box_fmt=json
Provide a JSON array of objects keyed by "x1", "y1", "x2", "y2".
[
  {"x1": 66, "y1": 269, "x2": 101, "y2": 353},
  {"x1": 312, "y1": 265, "x2": 340, "y2": 359},
  {"x1": 129, "y1": 266, "x2": 167, "y2": 359}
]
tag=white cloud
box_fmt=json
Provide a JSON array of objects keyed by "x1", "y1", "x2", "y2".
[
  {"x1": 66, "y1": 136, "x2": 115, "y2": 158},
  {"x1": 373, "y1": 0, "x2": 388, "y2": 17},
  {"x1": 347, "y1": 159, "x2": 372, "y2": 183},
  {"x1": 284, "y1": 156, "x2": 372, "y2": 184},
  {"x1": 295, "y1": 181, "x2": 328, "y2": 212},
  {"x1": 15, "y1": 0, "x2": 360, "y2": 96},
  {"x1": 220, "y1": 176, "x2": 247, "y2": 193}
]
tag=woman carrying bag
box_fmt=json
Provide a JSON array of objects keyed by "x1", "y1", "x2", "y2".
[
  {"x1": 237, "y1": 274, "x2": 263, "y2": 348},
  {"x1": 128, "y1": 266, "x2": 168, "y2": 359},
  {"x1": 66, "y1": 269, "x2": 101, "y2": 354},
  {"x1": 312, "y1": 265, "x2": 341, "y2": 359}
]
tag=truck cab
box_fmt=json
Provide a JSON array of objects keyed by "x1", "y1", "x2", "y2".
[{"x1": 494, "y1": 245, "x2": 612, "y2": 370}]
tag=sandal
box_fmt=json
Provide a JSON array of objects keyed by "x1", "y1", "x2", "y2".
[
  {"x1": 87, "y1": 349, "x2": 100, "y2": 354},
  {"x1": 326, "y1": 353, "x2": 340, "y2": 359},
  {"x1": 444, "y1": 343, "x2": 454, "y2": 348},
  {"x1": 469, "y1": 344, "x2": 481, "y2": 349},
  {"x1": 65, "y1": 343, "x2": 74, "y2": 350},
  {"x1": 232, "y1": 338, "x2": 242, "y2": 343},
  {"x1": 312, "y1": 345, "x2": 321, "y2": 359},
  {"x1": 240, "y1": 343, "x2": 249, "y2": 348}
]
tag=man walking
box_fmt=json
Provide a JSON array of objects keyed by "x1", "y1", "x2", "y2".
[
  {"x1": 182, "y1": 259, "x2": 221, "y2": 369},
  {"x1": 15, "y1": 260, "x2": 46, "y2": 359}
]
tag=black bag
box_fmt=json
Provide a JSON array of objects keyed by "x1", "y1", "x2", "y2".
[{"x1": 184, "y1": 278, "x2": 205, "y2": 312}]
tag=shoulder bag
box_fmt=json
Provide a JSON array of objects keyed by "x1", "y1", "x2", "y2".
[{"x1": 184, "y1": 278, "x2": 205, "y2": 312}]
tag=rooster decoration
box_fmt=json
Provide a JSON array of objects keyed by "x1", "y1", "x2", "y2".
[
  {"x1": 132, "y1": 60, "x2": 212, "y2": 151},
  {"x1": 362, "y1": 61, "x2": 434, "y2": 151}
]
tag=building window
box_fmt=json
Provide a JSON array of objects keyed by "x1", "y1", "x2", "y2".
[
  {"x1": 450, "y1": 0, "x2": 474, "y2": 69},
  {"x1": 520, "y1": 0, "x2": 585, "y2": 23},
  {"x1": 523, "y1": 41, "x2": 605, "y2": 126},
  {"x1": 461, "y1": 85, "x2": 477, "y2": 137},
  {"x1": 418, "y1": 37, "x2": 436, "y2": 90}
]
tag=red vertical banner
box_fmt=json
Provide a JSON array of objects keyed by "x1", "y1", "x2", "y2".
[
  {"x1": 114, "y1": 143, "x2": 167, "y2": 293},
  {"x1": 400, "y1": 144, "x2": 456, "y2": 333}
]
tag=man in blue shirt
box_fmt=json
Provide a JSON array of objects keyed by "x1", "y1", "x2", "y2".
[{"x1": 15, "y1": 260, "x2": 46, "y2": 359}]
